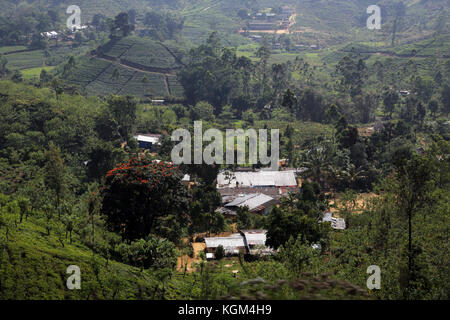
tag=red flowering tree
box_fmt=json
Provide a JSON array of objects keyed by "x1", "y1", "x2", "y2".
[{"x1": 101, "y1": 157, "x2": 189, "y2": 242}]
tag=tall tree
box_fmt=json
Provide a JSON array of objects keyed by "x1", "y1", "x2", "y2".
[
  {"x1": 44, "y1": 142, "x2": 67, "y2": 216},
  {"x1": 107, "y1": 95, "x2": 137, "y2": 141},
  {"x1": 383, "y1": 90, "x2": 399, "y2": 119},
  {"x1": 101, "y1": 157, "x2": 189, "y2": 242},
  {"x1": 391, "y1": 150, "x2": 437, "y2": 296}
]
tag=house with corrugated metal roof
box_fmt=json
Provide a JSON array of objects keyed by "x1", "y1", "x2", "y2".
[
  {"x1": 241, "y1": 230, "x2": 274, "y2": 256},
  {"x1": 218, "y1": 193, "x2": 278, "y2": 217},
  {"x1": 204, "y1": 233, "x2": 247, "y2": 257},
  {"x1": 217, "y1": 170, "x2": 297, "y2": 189},
  {"x1": 134, "y1": 133, "x2": 161, "y2": 150},
  {"x1": 204, "y1": 229, "x2": 274, "y2": 259}
]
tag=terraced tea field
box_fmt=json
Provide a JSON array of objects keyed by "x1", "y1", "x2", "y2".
[
  {"x1": 98, "y1": 37, "x2": 184, "y2": 71},
  {"x1": 65, "y1": 55, "x2": 182, "y2": 99}
]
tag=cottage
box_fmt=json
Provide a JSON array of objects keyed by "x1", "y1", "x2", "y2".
[
  {"x1": 322, "y1": 212, "x2": 346, "y2": 230},
  {"x1": 222, "y1": 193, "x2": 278, "y2": 216},
  {"x1": 241, "y1": 230, "x2": 274, "y2": 256},
  {"x1": 204, "y1": 233, "x2": 246, "y2": 257},
  {"x1": 204, "y1": 229, "x2": 274, "y2": 258},
  {"x1": 41, "y1": 31, "x2": 58, "y2": 39},
  {"x1": 134, "y1": 133, "x2": 161, "y2": 150}
]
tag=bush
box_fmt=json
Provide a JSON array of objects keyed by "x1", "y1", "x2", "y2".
[{"x1": 214, "y1": 245, "x2": 225, "y2": 260}]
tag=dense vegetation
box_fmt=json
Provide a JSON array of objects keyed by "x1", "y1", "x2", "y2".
[{"x1": 0, "y1": 0, "x2": 449, "y2": 300}]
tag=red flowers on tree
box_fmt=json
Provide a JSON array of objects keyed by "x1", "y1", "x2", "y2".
[{"x1": 101, "y1": 157, "x2": 189, "y2": 242}]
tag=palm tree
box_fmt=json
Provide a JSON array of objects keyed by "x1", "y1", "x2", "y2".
[
  {"x1": 330, "y1": 163, "x2": 368, "y2": 190},
  {"x1": 301, "y1": 145, "x2": 333, "y2": 188}
]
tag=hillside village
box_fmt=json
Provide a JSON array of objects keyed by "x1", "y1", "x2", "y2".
[
  {"x1": 134, "y1": 133, "x2": 348, "y2": 264},
  {"x1": 0, "y1": 0, "x2": 448, "y2": 302}
]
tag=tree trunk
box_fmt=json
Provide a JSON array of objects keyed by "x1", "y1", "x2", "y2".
[{"x1": 408, "y1": 211, "x2": 412, "y2": 273}]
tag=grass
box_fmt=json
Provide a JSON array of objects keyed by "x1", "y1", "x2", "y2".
[
  {"x1": 0, "y1": 46, "x2": 28, "y2": 54},
  {"x1": 64, "y1": 37, "x2": 186, "y2": 98},
  {"x1": 0, "y1": 215, "x2": 153, "y2": 299},
  {"x1": 21, "y1": 67, "x2": 55, "y2": 80},
  {"x1": 5, "y1": 50, "x2": 46, "y2": 70}
]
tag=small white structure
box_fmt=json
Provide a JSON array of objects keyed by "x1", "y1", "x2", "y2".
[
  {"x1": 72, "y1": 25, "x2": 88, "y2": 32},
  {"x1": 399, "y1": 90, "x2": 410, "y2": 96},
  {"x1": 41, "y1": 31, "x2": 58, "y2": 39},
  {"x1": 322, "y1": 212, "x2": 346, "y2": 230},
  {"x1": 205, "y1": 233, "x2": 246, "y2": 256},
  {"x1": 204, "y1": 230, "x2": 274, "y2": 258},
  {"x1": 134, "y1": 133, "x2": 161, "y2": 149}
]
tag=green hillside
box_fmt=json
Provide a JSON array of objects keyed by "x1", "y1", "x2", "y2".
[
  {"x1": 63, "y1": 37, "x2": 185, "y2": 99},
  {"x1": 0, "y1": 212, "x2": 160, "y2": 299},
  {"x1": 0, "y1": 0, "x2": 449, "y2": 303}
]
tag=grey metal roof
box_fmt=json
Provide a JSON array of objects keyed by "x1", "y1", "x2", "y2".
[
  {"x1": 224, "y1": 193, "x2": 275, "y2": 211},
  {"x1": 217, "y1": 170, "x2": 297, "y2": 188},
  {"x1": 215, "y1": 207, "x2": 237, "y2": 216},
  {"x1": 242, "y1": 230, "x2": 267, "y2": 246},
  {"x1": 205, "y1": 234, "x2": 245, "y2": 250},
  {"x1": 218, "y1": 186, "x2": 301, "y2": 200},
  {"x1": 225, "y1": 194, "x2": 259, "y2": 207},
  {"x1": 322, "y1": 212, "x2": 346, "y2": 230}
]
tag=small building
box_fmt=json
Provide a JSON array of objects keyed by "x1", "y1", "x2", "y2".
[
  {"x1": 222, "y1": 193, "x2": 278, "y2": 216},
  {"x1": 204, "y1": 229, "x2": 274, "y2": 259},
  {"x1": 41, "y1": 31, "x2": 58, "y2": 39},
  {"x1": 399, "y1": 90, "x2": 410, "y2": 96},
  {"x1": 241, "y1": 230, "x2": 274, "y2": 256},
  {"x1": 71, "y1": 25, "x2": 88, "y2": 32},
  {"x1": 247, "y1": 22, "x2": 277, "y2": 30},
  {"x1": 322, "y1": 212, "x2": 346, "y2": 230},
  {"x1": 134, "y1": 133, "x2": 161, "y2": 150},
  {"x1": 181, "y1": 174, "x2": 196, "y2": 189},
  {"x1": 204, "y1": 233, "x2": 247, "y2": 257},
  {"x1": 217, "y1": 170, "x2": 297, "y2": 189}
]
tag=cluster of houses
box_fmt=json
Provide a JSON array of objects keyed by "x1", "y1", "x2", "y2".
[
  {"x1": 134, "y1": 133, "x2": 346, "y2": 260},
  {"x1": 40, "y1": 25, "x2": 88, "y2": 42},
  {"x1": 216, "y1": 169, "x2": 300, "y2": 218},
  {"x1": 243, "y1": 6, "x2": 295, "y2": 32}
]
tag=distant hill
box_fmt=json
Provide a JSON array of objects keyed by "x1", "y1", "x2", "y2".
[
  {"x1": 0, "y1": 213, "x2": 153, "y2": 299},
  {"x1": 3, "y1": 0, "x2": 449, "y2": 46},
  {"x1": 64, "y1": 37, "x2": 186, "y2": 99}
]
